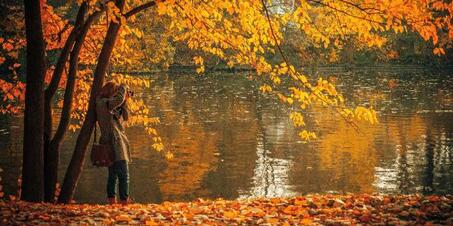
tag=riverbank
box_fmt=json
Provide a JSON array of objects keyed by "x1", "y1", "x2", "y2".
[
  {"x1": 115, "y1": 63, "x2": 453, "y2": 75},
  {"x1": 1, "y1": 194, "x2": 452, "y2": 225}
]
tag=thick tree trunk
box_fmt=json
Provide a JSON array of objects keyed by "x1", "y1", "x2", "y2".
[
  {"x1": 21, "y1": 0, "x2": 46, "y2": 202},
  {"x1": 43, "y1": 2, "x2": 88, "y2": 202},
  {"x1": 44, "y1": 12, "x2": 100, "y2": 203},
  {"x1": 58, "y1": 0, "x2": 126, "y2": 204}
]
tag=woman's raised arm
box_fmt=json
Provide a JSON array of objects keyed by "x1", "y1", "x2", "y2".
[{"x1": 107, "y1": 85, "x2": 128, "y2": 111}]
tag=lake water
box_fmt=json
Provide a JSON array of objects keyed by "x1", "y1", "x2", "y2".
[{"x1": 0, "y1": 68, "x2": 452, "y2": 203}]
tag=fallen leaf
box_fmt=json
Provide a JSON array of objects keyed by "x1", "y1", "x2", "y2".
[
  {"x1": 223, "y1": 210, "x2": 237, "y2": 218},
  {"x1": 116, "y1": 214, "x2": 132, "y2": 222},
  {"x1": 300, "y1": 218, "x2": 313, "y2": 225}
]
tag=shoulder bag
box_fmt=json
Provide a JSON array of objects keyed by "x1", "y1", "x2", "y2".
[{"x1": 91, "y1": 122, "x2": 115, "y2": 167}]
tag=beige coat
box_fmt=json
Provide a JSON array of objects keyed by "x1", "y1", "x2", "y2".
[{"x1": 95, "y1": 85, "x2": 131, "y2": 162}]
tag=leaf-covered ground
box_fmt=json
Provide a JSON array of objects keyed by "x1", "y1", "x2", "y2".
[{"x1": 1, "y1": 194, "x2": 452, "y2": 225}]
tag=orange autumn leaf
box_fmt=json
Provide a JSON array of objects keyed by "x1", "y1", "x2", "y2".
[
  {"x1": 223, "y1": 210, "x2": 238, "y2": 218},
  {"x1": 300, "y1": 218, "x2": 313, "y2": 225},
  {"x1": 145, "y1": 219, "x2": 159, "y2": 225},
  {"x1": 2, "y1": 42, "x2": 14, "y2": 52}
]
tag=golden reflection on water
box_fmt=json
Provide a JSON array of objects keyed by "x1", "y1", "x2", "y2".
[
  {"x1": 316, "y1": 119, "x2": 378, "y2": 193},
  {"x1": 157, "y1": 111, "x2": 219, "y2": 200},
  {"x1": 0, "y1": 71, "x2": 451, "y2": 203}
]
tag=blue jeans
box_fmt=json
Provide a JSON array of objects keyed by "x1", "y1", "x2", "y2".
[{"x1": 107, "y1": 160, "x2": 129, "y2": 201}]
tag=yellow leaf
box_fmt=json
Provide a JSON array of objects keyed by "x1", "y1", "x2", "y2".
[
  {"x1": 223, "y1": 211, "x2": 237, "y2": 218},
  {"x1": 145, "y1": 220, "x2": 158, "y2": 225},
  {"x1": 267, "y1": 218, "x2": 279, "y2": 224},
  {"x1": 300, "y1": 218, "x2": 313, "y2": 225},
  {"x1": 165, "y1": 152, "x2": 174, "y2": 160},
  {"x1": 287, "y1": 97, "x2": 294, "y2": 105}
]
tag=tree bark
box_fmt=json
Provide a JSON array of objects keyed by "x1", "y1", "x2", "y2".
[
  {"x1": 21, "y1": 0, "x2": 46, "y2": 202},
  {"x1": 44, "y1": 12, "x2": 101, "y2": 202},
  {"x1": 58, "y1": 0, "x2": 126, "y2": 204},
  {"x1": 43, "y1": 2, "x2": 88, "y2": 202}
]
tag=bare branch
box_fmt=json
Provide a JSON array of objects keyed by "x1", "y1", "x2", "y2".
[{"x1": 307, "y1": 0, "x2": 385, "y2": 25}]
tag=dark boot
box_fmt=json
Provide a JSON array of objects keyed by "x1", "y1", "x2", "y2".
[
  {"x1": 120, "y1": 197, "x2": 134, "y2": 205},
  {"x1": 108, "y1": 197, "x2": 117, "y2": 205}
]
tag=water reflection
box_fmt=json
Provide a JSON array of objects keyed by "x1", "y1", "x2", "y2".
[
  {"x1": 0, "y1": 69, "x2": 452, "y2": 203},
  {"x1": 245, "y1": 113, "x2": 297, "y2": 198}
]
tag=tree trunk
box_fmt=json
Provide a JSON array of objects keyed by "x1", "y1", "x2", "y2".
[
  {"x1": 43, "y1": 2, "x2": 88, "y2": 202},
  {"x1": 44, "y1": 12, "x2": 101, "y2": 203},
  {"x1": 21, "y1": 0, "x2": 46, "y2": 202},
  {"x1": 44, "y1": 2, "x2": 87, "y2": 142},
  {"x1": 58, "y1": 0, "x2": 126, "y2": 204}
]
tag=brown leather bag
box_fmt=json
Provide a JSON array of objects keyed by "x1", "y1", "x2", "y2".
[{"x1": 91, "y1": 124, "x2": 114, "y2": 167}]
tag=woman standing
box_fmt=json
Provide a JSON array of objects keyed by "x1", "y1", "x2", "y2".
[{"x1": 95, "y1": 81, "x2": 132, "y2": 205}]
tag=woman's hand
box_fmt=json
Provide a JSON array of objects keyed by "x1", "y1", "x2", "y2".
[{"x1": 125, "y1": 88, "x2": 133, "y2": 100}]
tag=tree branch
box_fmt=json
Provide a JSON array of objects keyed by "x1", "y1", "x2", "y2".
[
  {"x1": 45, "y1": 2, "x2": 88, "y2": 100},
  {"x1": 124, "y1": 1, "x2": 157, "y2": 18},
  {"x1": 51, "y1": 11, "x2": 102, "y2": 146},
  {"x1": 307, "y1": 0, "x2": 385, "y2": 25}
]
